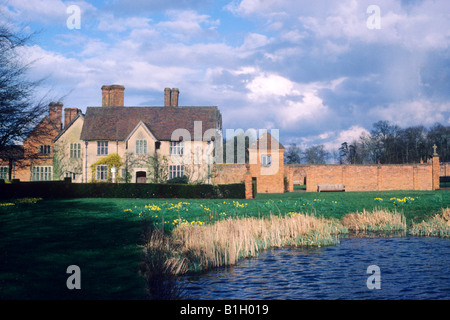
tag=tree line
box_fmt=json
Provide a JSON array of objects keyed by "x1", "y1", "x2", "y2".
[{"x1": 285, "y1": 121, "x2": 450, "y2": 165}]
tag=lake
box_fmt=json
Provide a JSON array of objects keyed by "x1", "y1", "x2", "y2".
[{"x1": 179, "y1": 236, "x2": 450, "y2": 300}]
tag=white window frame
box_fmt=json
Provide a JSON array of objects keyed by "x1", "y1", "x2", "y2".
[
  {"x1": 169, "y1": 165, "x2": 184, "y2": 179},
  {"x1": 0, "y1": 166, "x2": 9, "y2": 180},
  {"x1": 169, "y1": 141, "x2": 184, "y2": 155},
  {"x1": 32, "y1": 166, "x2": 53, "y2": 181},
  {"x1": 261, "y1": 154, "x2": 272, "y2": 167},
  {"x1": 136, "y1": 140, "x2": 147, "y2": 155},
  {"x1": 97, "y1": 141, "x2": 108, "y2": 155},
  {"x1": 96, "y1": 165, "x2": 108, "y2": 181}
]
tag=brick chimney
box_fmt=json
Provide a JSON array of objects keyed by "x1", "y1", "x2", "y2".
[
  {"x1": 48, "y1": 102, "x2": 56, "y2": 121},
  {"x1": 171, "y1": 88, "x2": 179, "y2": 107},
  {"x1": 64, "y1": 108, "x2": 81, "y2": 128},
  {"x1": 55, "y1": 102, "x2": 63, "y2": 130},
  {"x1": 102, "y1": 85, "x2": 125, "y2": 107},
  {"x1": 164, "y1": 88, "x2": 171, "y2": 106}
]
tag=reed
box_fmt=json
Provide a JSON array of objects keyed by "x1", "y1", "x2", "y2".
[
  {"x1": 409, "y1": 208, "x2": 450, "y2": 238},
  {"x1": 341, "y1": 209, "x2": 406, "y2": 232},
  {"x1": 146, "y1": 213, "x2": 347, "y2": 274},
  {"x1": 139, "y1": 228, "x2": 188, "y2": 299}
]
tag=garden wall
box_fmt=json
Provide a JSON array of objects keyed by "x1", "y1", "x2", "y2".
[{"x1": 300, "y1": 162, "x2": 435, "y2": 192}]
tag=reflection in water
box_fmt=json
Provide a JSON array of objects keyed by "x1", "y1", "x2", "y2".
[{"x1": 179, "y1": 237, "x2": 450, "y2": 300}]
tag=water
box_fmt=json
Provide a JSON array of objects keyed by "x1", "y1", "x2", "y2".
[{"x1": 180, "y1": 236, "x2": 450, "y2": 300}]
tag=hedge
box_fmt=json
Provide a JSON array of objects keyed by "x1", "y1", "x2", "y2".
[{"x1": 0, "y1": 180, "x2": 245, "y2": 199}]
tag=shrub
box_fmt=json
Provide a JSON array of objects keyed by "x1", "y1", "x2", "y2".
[
  {"x1": 166, "y1": 175, "x2": 189, "y2": 184},
  {"x1": 0, "y1": 181, "x2": 245, "y2": 199}
]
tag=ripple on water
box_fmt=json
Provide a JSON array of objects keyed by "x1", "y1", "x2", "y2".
[{"x1": 180, "y1": 237, "x2": 450, "y2": 300}]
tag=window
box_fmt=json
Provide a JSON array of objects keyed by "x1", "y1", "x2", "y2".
[
  {"x1": 169, "y1": 165, "x2": 184, "y2": 179},
  {"x1": 97, "y1": 141, "x2": 108, "y2": 155},
  {"x1": 0, "y1": 166, "x2": 8, "y2": 180},
  {"x1": 169, "y1": 141, "x2": 184, "y2": 155},
  {"x1": 32, "y1": 166, "x2": 52, "y2": 181},
  {"x1": 96, "y1": 165, "x2": 108, "y2": 181},
  {"x1": 136, "y1": 140, "x2": 147, "y2": 154},
  {"x1": 65, "y1": 172, "x2": 76, "y2": 180},
  {"x1": 39, "y1": 145, "x2": 51, "y2": 155},
  {"x1": 261, "y1": 155, "x2": 272, "y2": 167},
  {"x1": 70, "y1": 143, "x2": 81, "y2": 158}
]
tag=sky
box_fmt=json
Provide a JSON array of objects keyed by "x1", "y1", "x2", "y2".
[{"x1": 2, "y1": 0, "x2": 450, "y2": 153}]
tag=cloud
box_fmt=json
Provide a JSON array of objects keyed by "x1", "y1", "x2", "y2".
[
  {"x1": 3, "y1": 0, "x2": 449, "y2": 151},
  {"x1": 155, "y1": 10, "x2": 220, "y2": 41},
  {"x1": 368, "y1": 99, "x2": 450, "y2": 127},
  {"x1": 97, "y1": 14, "x2": 152, "y2": 32},
  {"x1": 2, "y1": 0, "x2": 96, "y2": 25}
]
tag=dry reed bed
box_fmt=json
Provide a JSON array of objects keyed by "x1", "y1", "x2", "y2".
[
  {"x1": 143, "y1": 213, "x2": 346, "y2": 274},
  {"x1": 409, "y1": 208, "x2": 450, "y2": 238},
  {"x1": 341, "y1": 209, "x2": 407, "y2": 232},
  {"x1": 142, "y1": 208, "x2": 449, "y2": 277}
]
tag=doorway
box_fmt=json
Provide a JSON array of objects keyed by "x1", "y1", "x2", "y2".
[{"x1": 136, "y1": 171, "x2": 147, "y2": 183}]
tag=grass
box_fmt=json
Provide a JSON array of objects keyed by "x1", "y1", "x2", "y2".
[{"x1": 0, "y1": 190, "x2": 448, "y2": 299}]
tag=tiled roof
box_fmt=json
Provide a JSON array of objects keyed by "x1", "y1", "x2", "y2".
[
  {"x1": 80, "y1": 106, "x2": 222, "y2": 141},
  {"x1": 249, "y1": 132, "x2": 285, "y2": 150}
]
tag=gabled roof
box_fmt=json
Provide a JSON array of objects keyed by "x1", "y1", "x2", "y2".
[
  {"x1": 249, "y1": 132, "x2": 285, "y2": 150},
  {"x1": 125, "y1": 121, "x2": 157, "y2": 142},
  {"x1": 80, "y1": 106, "x2": 222, "y2": 141},
  {"x1": 53, "y1": 113, "x2": 85, "y2": 143}
]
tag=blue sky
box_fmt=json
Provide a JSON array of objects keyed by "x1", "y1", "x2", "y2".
[{"x1": 2, "y1": 0, "x2": 450, "y2": 152}]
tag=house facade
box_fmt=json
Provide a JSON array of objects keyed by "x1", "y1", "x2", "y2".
[
  {"x1": 53, "y1": 86, "x2": 223, "y2": 184},
  {"x1": 0, "y1": 102, "x2": 80, "y2": 182}
]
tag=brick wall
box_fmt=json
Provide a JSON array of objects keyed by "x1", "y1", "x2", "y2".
[
  {"x1": 212, "y1": 164, "x2": 247, "y2": 185},
  {"x1": 441, "y1": 162, "x2": 450, "y2": 177},
  {"x1": 297, "y1": 162, "x2": 435, "y2": 192}
]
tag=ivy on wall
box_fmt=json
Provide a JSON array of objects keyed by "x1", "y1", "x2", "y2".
[{"x1": 90, "y1": 153, "x2": 124, "y2": 182}]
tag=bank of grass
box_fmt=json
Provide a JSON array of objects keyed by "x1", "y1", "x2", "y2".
[{"x1": 0, "y1": 190, "x2": 448, "y2": 299}]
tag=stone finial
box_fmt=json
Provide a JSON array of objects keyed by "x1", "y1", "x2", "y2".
[{"x1": 432, "y1": 144, "x2": 438, "y2": 156}]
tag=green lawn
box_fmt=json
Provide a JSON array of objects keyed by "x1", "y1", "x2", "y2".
[{"x1": 0, "y1": 190, "x2": 448, "y2": 299}]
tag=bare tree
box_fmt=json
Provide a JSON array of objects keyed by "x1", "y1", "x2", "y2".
[{"x1": 0, "y1": 23, "x2": 52, "y2": 150}]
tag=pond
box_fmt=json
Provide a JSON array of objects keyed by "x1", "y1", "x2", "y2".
[{"x1": 179, "y1": 236, "x2": 450, "y2": 300}]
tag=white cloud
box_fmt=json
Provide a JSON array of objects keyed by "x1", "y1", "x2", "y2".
[
  {"x1": 156, "y1": 10, "x2": 220, "y2": 41},
  {"x1": 97, "y1": 14, "x2": 152, "y2": 32},
  {"x1": 2, "y1": 0, "x2": 96, "y2": 24},
  {"x1": 368, "y1": 100, "x2": 450, "y2": 127},
  {"x1": 323, "y1": 125, "x2": 370, "y2": 151}
]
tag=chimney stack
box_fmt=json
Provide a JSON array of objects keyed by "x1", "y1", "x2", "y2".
[
  {"x1": 164, "y1": 88, "x2": 171, "y2": 106},
  {"x1": 102, "y1": 85, "x2": 125, "y2": 107},
  {"x1": 171, "y1": 88, "x2": 179, "y2": 107},
  {"x1": 48, "y1": 102, "x2": 56, "y2": 121},
  {"x1": 64, "y1": 107, "x2": 81, "y2": 128},
  {"x1": 164, "y1": 88, "x2": 179, "y2": 107},
  {"x1": 55, "y1": 102, "x2": 63, "y2": 130}
]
